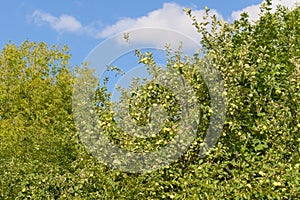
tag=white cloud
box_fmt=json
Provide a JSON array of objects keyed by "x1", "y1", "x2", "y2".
[
  {"x1": 96, "y1": 3, "x2": 222, "y2": 39},
  {"x1": 95, "y1": 3, "x2": 222, "y2": 51},
  {"x1": 31, "y1": 10, "x2": 83, "y2": 33},
  {"x1": 31, "y1": 3, "x2": 223, "y2": 51},
  {"x1": 231, "y1": 4, "x2": 261, "y2": 22},
  {"x1": 230, "y1": 0, "x2": 300, "y2": 22},
  {"x1": 31, "y1": 1, "x2": 300, "y2": 42}
]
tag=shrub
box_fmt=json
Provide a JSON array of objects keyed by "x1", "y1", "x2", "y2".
[{"x1": 0, "y1": 1, "x2": 299, "y2": 199}]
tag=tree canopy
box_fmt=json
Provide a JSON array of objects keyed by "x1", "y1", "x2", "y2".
[{"x1": 0, "y1": 1, "x2": 299, "y2": 199}]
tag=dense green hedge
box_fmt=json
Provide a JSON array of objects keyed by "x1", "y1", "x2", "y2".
[{"x1": 1, "y1": 1, "x2": 299, "y2": 199}]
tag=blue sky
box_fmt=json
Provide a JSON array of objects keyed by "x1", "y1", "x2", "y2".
[
  {"x1": 1, "y1": 0, "x2": 283, "y2": 65},
  {"x1": 1, "y1": 0, "x2": 298, "y2": 97}
]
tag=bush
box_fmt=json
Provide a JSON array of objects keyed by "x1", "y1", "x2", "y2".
[{"x1": 0, "y1": 1, "x2": 299, "y2": 199}]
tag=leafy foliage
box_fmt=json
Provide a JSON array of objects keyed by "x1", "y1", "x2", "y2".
[{"x1": 0, "y1": 1, "x2": 300, "y2": 199}]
